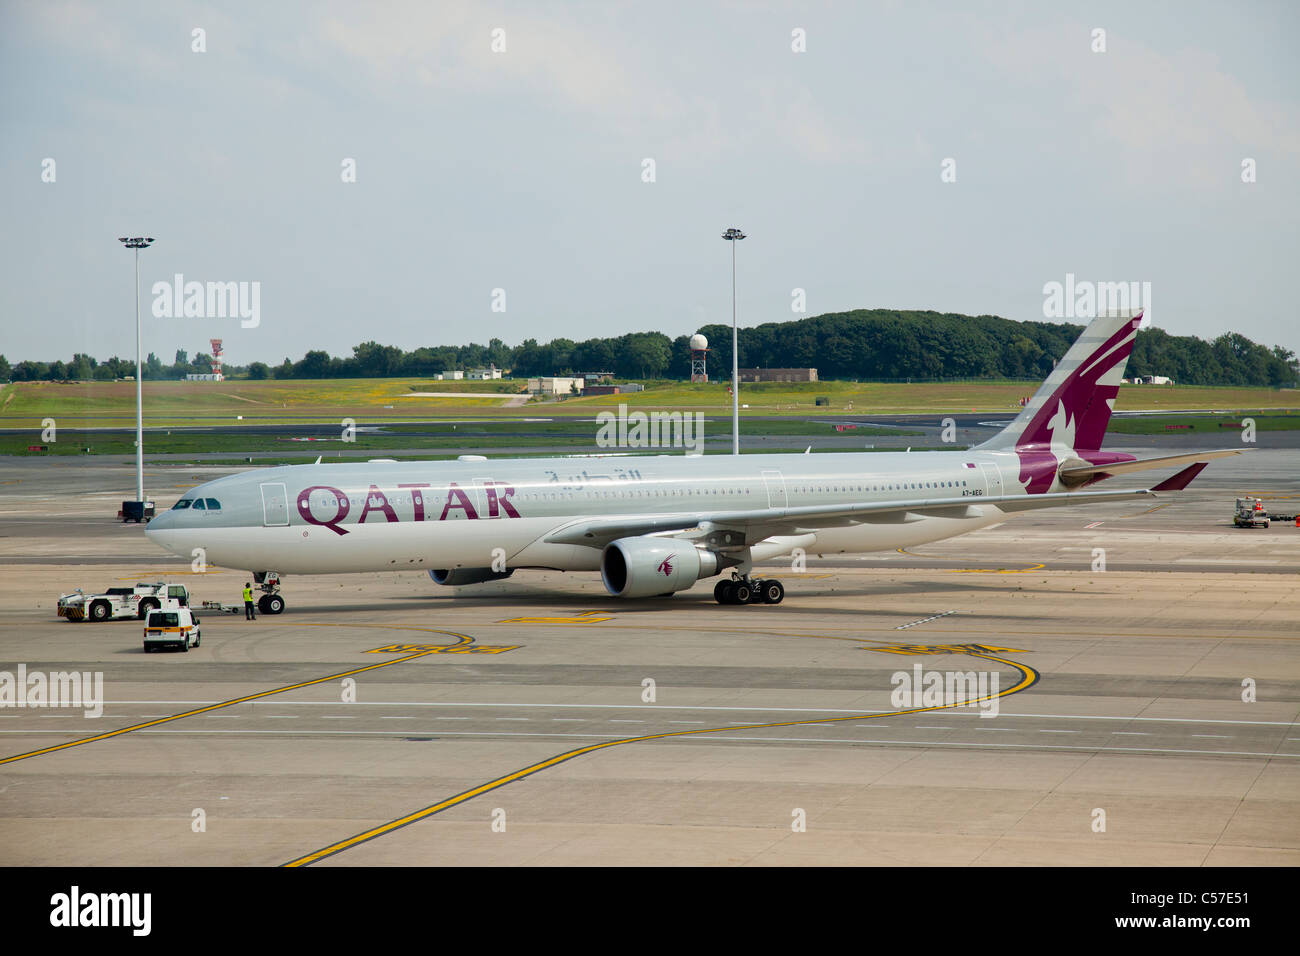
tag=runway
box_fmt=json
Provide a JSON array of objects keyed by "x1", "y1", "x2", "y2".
[{"x1": 0, "y1": 444, "x2": 1296, "y2": 865}]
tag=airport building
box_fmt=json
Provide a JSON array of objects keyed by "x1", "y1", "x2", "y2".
[
  {"x1": 738, "y1": 367, "x2": 818, "y2": 383},
  {"x1": 527, "y1": 376, "x2": 586, "y2": 396}
]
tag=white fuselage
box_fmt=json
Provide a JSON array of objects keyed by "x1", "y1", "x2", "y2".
[{"x1": 145, "y1": 448, "x2": 1031, "y2": 575}]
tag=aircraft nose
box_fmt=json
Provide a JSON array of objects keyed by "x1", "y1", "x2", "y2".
[
  {"x1": 144, "y1": 509, "x2": 183, "y2": 555},
  {"x1": 145, "y1": 509, "x2": 174, "y2": 535}
]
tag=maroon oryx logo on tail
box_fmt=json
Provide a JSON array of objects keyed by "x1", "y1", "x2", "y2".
[
  {"x1": 1013, "y1": 316, "x2": 1140, "y2": 494},
  {"x1": 657, "y1": 554, "x2": 676, "y2": 576}
]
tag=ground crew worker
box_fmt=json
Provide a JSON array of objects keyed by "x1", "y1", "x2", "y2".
[{"x1": 243, "y1": 582, "x2": 256, "y2": 620}]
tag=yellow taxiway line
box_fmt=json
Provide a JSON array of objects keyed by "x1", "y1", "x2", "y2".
[
  {"x1": 283, "y1": 651, "x2": 1038, "y2": 866},
  {"x1": 0, "y1": 627, "x2": 475, "y2": 767}
]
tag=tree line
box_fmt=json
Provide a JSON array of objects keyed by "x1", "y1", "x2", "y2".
[
  {"x1": 0, "y1": 349, "x2": 220, "y2": 383},
  {"x1": 4, "y1": 310, "x2": 1296, "y2": 387}
]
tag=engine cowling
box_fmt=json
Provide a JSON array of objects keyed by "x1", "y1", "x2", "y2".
[
  {"x1": 429, "y1": 568, "x2": 515, "y2": 586},
  {"x1": 601, "y1": 537, "x2": 719, "y2": 598}
]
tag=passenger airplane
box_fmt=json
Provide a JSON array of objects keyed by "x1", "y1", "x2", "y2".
[{"x1": 146, "y1": 311, "x2": 1238, "y2": 612}]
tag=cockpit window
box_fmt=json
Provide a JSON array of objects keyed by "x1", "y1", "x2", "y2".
[
  {"x1": 173, "y1": 499, "x2": 192, "y2": 510},
  {"x1": 204, "y1": 498, "x2": 221, "y2": 510},
  {"x1": 191, "y1": 499, "x2": 206, "y2": 510}
]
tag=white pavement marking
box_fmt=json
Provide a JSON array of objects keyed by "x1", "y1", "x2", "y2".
[
  {"x1": 87, "y1": 702, "x2": 1300, "y2": 727},
  {"x1": 3, "y1": 729, "x2": 1297, "y2": 759},
  {"x1": 1174, "y1": 557, "x2": 1280, "y2": 565},
  {"x1": 895, "y1": 610, "x2": 960, "y2": 630}
]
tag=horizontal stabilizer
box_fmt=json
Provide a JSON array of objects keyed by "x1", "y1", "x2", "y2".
[
  {"x1": 1150, "y1": 461, "x2": 1209, "y2": 491},
  {"x1": 1058, "y1": 448, "x2": 1241, "y2": 482}
]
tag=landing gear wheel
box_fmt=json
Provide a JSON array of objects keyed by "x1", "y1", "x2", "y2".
[
  {"x1": 733, "y1": 582, "x2": 753, "y2": 604},
  {"x1": 264, "y1": 594, "x2": 285, "y2": 615},
  {"x1": 760, "y1": 580, "x2": 785, "y2": 605},
  {"x1": 714, "y1": 581, "x2": 730, "y2": 603}
]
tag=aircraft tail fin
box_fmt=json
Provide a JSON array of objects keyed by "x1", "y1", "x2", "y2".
[{"x1": 975, "y1": 310, "x2": 1142, "y2": 455}]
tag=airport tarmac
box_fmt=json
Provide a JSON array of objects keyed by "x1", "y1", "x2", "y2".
[{"x1": 0, "y1": 446, "x2": 1296, "y2": 866}]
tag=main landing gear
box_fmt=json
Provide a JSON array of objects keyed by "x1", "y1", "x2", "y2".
[
  {"x1": 253, "y1": 571, "x2": 286, "y2": 615},
  {"x1": 713, "y1": 575, "x2": 784, "y2": 606}
]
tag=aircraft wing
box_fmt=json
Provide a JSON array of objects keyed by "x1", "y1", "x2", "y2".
[{"x1": 543, "y1": 465, "x2": 1209, "y2": 549}]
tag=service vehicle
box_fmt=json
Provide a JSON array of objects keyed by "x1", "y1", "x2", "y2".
[
  {"x1": 1233, "y1": 497, "x2": 1271, "y2": 528},
  {"x1": 118, "y1": 500, "x2": 157, "y2": 523},
  {"x1": 198, "y1": 599, "x2": 243, "y2": 615},
  {"x1": 57, "y1": 582, "x2": 191, "y2": 622},
  {"x1": 142, "y1": 607, "x2": 202, "y2": 652}
]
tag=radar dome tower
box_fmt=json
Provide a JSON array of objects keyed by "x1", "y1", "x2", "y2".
[{"x1": 689, "y1": 333, "x2": 709, "y2": 383}]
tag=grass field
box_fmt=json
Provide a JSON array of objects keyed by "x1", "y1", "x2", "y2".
[
  {"x1": 0, "y1": 417, "x2": 924, "y2": 457},
  {"x1": 1108, "y1": 413, "x2": 1299, "y2": 434},
  {"x1": 1, "y1": 377, "x2": 1295, "y2": 430},
  {"x1": 132, "y1": 446, "x2": 959, "y2": 467}
]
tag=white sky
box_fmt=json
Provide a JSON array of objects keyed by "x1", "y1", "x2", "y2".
[{"x1": 2, "y1": 0, "x2": 1297, "y2": 367}]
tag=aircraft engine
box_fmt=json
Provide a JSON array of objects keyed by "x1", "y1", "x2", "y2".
[
  {"x1": 428, "y1": 568, "x2": 515, "y2": 586},
  {"x1": 600, "y1": 537, "x2": 719, "y2": 598}
]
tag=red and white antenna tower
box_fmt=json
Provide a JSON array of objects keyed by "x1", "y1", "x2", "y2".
[{"x1": 209, "y1": 338, "x2": 224, "y2": 379}]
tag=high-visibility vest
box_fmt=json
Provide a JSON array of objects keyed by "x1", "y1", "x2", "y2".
[{"x1": 243, "y1": 587, "x2": 253, "y2": 602}]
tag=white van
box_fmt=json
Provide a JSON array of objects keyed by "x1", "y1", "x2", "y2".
[{"x1": 143, "y1": 608, "x2": 202, "y2": 653}]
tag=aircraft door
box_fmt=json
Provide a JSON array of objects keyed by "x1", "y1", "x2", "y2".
[
  {"x1": 978, "y1": 463, "x2": 1003, "y2": 498},
  {"x1": 260, "y1": 482, "x2": 289, "y2": 526},
  {"x1": 761, "y1": 470, "x2": 788, "y2": 513}
]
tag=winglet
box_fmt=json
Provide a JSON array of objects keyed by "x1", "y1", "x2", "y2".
[{"x1": 1151, "y1": 461, "x2": 1209, "y2": 491}]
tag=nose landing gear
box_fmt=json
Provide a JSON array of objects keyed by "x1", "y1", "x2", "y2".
[
  {"x1": 714, "y1": 575, "x2": 784, "y2": 606},
  {"x1": 253, "y1": 572, "x2": 286, "y2": 615}
]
